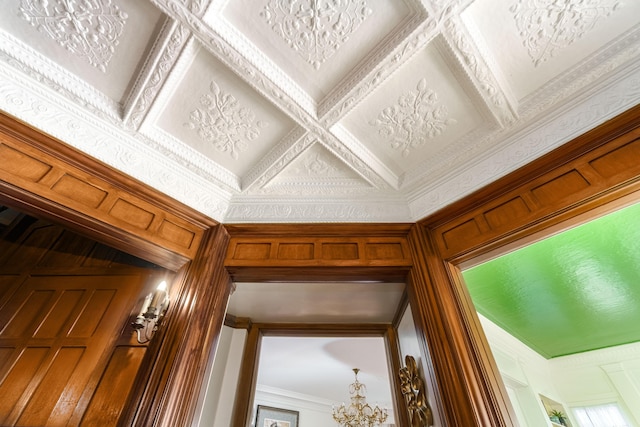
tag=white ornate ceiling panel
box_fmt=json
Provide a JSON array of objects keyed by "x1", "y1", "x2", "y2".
[{"x1": 1, "y1": 0, "x2": 640, "y2": 223}]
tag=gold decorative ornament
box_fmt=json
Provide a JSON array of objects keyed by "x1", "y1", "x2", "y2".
[{"x1": 399, "y1": 355, "x2": 433, "y2": 427}]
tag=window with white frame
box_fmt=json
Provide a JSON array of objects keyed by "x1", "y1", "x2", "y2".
[{"x1": 572, "y1": 403, "x2": 629, "y2": 427}]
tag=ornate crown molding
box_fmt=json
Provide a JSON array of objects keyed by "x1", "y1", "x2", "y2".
[
  {"x1": 519, "y1": 25, "x2": 640, "y2": 119},
  {"x1": 0, "y1": 30, "x2": 121, "y2": 120},
  {"x1": 407, "y1": 68, "x2": 640, "y2": 221},
  {"x1": 224, "y1": 197, "x2": 411, "y2": 223},
  {"x1": 253, "y1": 181, "x2": 376, "y2": 196},
  {"x1": 0, "y1": 64, "x2": 229, "y2": 221},
  {"x1": 123, "y1": 20, "x2": 191, "y2": 129}
]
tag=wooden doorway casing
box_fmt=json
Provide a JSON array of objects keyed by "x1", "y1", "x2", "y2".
[
  {"x1": 1, "y1": 103, "x2": 639, "y2": 425},
  {"x1": 0, "y1": 112, "x2": 232, "y2": 426},
  {"x1": 416, "y1": 104, "x2": 640, "y2": 426}
]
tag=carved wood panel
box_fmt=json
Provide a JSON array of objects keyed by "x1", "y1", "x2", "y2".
[
  {"x1": 225, "y1": 225, "x2": 413, "y2": 283},
  {"x1": 227, "y1": 237, "x2": 412, "y2": 266}
]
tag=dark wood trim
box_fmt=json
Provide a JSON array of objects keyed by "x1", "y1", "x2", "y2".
[
  {"x1": 225, "y1": 314, "x2": 252, "y2": 330},
  {"x1": 226, "y1": 266, "x2": 409, "y2": 283},
  {"x1": 127, "y1": 225, "x2": 232, "y2": 426},
  {"x1": 0, "y1": 111, "x2": 214, "y2": 269},
  {"x1": 232, "y1": 324, "x2": 262, "y2": 427},
  {"x1": 385, "y1": 324, "x2": 411, "y2": 427},
  {"x1": 406, "y1": 224, "x2": 478, "y2": 426},
  {"x1": 224, "y1": 223, "x2": 414, "y2": 236},
  {"x1": 251, "y1": 323, "x2": 393, "y2": 334}
]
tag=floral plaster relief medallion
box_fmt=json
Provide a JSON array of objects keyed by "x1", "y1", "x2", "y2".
[
  {"x1": 370, "y1": 78, "x2": 455, "y2": 157},
  {"x1": 261, "y1": 0, "x2": 372, "y2": 69},
  {"x1": 185, "y1": 80, "x2": 268, "y2": 160},
  {"x1": 510, "y1": 0, "x2": 621, "y2": 66},
  {"x1": 19, "y1": 0, "x2": 128, "y2": 72}
]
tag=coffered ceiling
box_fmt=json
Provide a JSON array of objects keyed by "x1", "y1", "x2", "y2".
[{"x1": 1, "y1": 0, "x2": 639, "y2": 223}]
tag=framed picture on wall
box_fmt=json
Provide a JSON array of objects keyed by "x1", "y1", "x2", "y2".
[{"x1": 255, "y1": 405, "x2": 299, "y2": 427}]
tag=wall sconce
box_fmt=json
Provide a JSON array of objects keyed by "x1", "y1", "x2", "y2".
[{"x1": 132, "y1": 280, "x2": 170, "y2": 343}]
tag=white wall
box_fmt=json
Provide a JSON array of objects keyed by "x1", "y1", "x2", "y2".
[
  {"x1": 253, "y1": 385, "x2": 335, "y2": 427},
  {"x1": 253, "y1": 385, "x2": 397, "y2": 427},
  {"x1": 548, "y1": 343, "x2": 640, "y2": 426},
  {"x1": 480, "y1": 314, "x2": 640, "y2": 427},
  {"x1": 192, "y1": 326, "x2": 247, "y2": 427}
]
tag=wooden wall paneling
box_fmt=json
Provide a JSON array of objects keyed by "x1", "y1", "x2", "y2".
[
  {"x1": 227, "y1": 237, "x2": 412, "y2": 267},
  {"x1": 0, "y1": 112, "x2": 210, "y2": 270},
  {"x1": 0, "y1": 271, "x2": 151, "y2": 426},
  {"x1": 430, "y1": 105, "x2": 640, "y2": 261},
  {"x1": 416, "y1": 104, "x2": 640, "y2": 426},
  {"x1": 0, "y1": 211, "x2": 156, "y2": 425},
  {"x1": 81, "y1": 345, "x2": 148, "y2": 425},
  {"x1": 225, "y1": 224, "x2": 413, "y2": 284},
  {"x1": 126, "y1": 224, "x2": 232, "y2": 427}
]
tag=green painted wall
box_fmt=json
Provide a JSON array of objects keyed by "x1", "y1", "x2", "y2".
[{"x1": 462, "y1": 202, "x2": 640, "y2": 358}]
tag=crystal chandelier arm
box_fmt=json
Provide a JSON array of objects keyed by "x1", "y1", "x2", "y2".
[{"x1": 331, "y1": 368, "x2": 388, "y2": 427}]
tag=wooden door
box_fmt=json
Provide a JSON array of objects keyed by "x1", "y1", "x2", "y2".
[{"x1": 0, "y1": 212, "x2": 159, "y2": 426}]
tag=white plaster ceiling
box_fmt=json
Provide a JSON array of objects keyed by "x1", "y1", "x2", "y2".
[
  {"x1": 1, "y1": 0, "x2": 640, "y2": 223},
  {"x1": 227, "y1": 281, "x2": 405, "y2": 323}
]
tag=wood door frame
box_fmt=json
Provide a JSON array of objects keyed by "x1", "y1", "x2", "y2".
[
  {"x1": 0, "y1": 112, "x2": 231, "y2": 426},
  {"x1": 229, "y1": 323, "x2": 406, "y2": 427},
  {"x1": 417, "y1": 104, "x2": 640, "y2": 426}
]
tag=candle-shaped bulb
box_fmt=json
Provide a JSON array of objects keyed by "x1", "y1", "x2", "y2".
[
  {"x1": 150, "y1": 280, "x2": 167, "y2": 308},
  {"x1": 140, "y1": 292, "x2": 153, "y2": 316}
]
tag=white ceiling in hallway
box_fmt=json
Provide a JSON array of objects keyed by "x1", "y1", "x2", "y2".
[{"x1": 1, "y1": 0, "x2": 639, "y2": 223}]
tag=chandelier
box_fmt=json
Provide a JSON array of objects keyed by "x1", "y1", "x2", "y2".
[{"x1": 332, "y1": 368, "x2": 388, "y2": 427}]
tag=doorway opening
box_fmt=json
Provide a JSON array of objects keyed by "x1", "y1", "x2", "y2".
[
  {"x1": 460, "y1": 200, "x2": 640, "y2": 427},
  {"x1": 194, "y1": 279, "x2": 424, "y2": 427}
]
